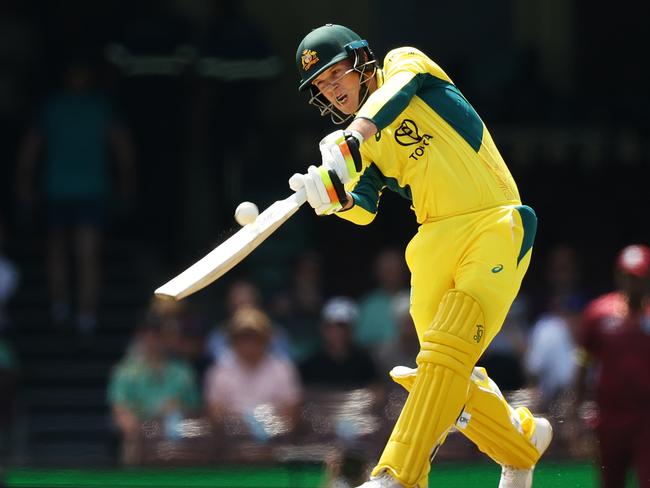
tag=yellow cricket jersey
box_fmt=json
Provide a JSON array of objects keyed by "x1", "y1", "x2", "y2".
[{"x1": 337, "y1": 47, "x2": 521, "y2": 226}]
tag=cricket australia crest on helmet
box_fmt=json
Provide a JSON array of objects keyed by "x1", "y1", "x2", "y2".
[{"x1": 301, "y1": 49, "x2": 319, "y2": 71}]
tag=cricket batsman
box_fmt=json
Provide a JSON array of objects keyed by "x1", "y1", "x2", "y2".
[{"x1": 288, "y1": 24, "x2": 553, "y2": 488}]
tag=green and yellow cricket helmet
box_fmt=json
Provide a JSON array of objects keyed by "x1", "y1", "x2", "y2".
[{"x1": 296, "y1": 24, "x2": 369, "y2": 91}]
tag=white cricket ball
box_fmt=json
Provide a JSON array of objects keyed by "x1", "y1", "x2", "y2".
[{"x1": 234, "y1": 201, "x2": 259, "y2": 226}]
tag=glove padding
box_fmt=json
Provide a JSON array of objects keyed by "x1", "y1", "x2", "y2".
[
  {"x1": 289, "y1": 165, "x2": 349, "y2": 215},
  {"x1": 318, "y1": 129, "x2": 364, "y2": 184},
  {"x1": 289, "y1": 128, "x2": 363, "y2": 216}
]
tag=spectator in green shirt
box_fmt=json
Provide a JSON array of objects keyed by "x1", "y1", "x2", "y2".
[
  {"x1": 107, "y1": 319, "x2": 200, "y2": 462},
  {"x1": 15, "y1": 58, "x2": 136, "y2": 336}
]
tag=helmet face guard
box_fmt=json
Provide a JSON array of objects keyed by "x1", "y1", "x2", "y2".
[{"x1": 306, "y1": 41, "x2": 377, "y2": 124}]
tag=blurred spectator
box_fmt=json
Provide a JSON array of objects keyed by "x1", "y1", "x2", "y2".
[
  {"x1": 225, "y1": 279, "x2": 261, "y2": 314},
  {"x1": 525, "y1": 295, "x2": 582, "y2": 411},
  {"x1": 15, "y1": 57, "x2": 136, "y2": 335},
  {"x1": 0, "y1": 335, "x2": 18, "y2": 464},
  {"x1": 299, "y1": 297, "x2": 381, "y2": 389},
  {"x1": 572, "y1": 244, "x2": 650, "y2": 488},
  {"x1": 0, "y1": 218, "x2": 19, "y2": 331},
  {"x1": 477, "y1": 296, "x2": 528, "y2": 392},
  {"x1": 107, "y1": 318, "x2": 200, "y2": 463},
  {"x1": 353, "y1": 248, "x2": 409, "y2": 349},
  {"x1": 270, "y1": 250, "x2": 324, "y2": 360},
  {"x1": 204, "y1": 307, "x2": 301, "y2": 430},
  {"x1": 374, "y1": 290, "x2": 419, "y2": 376},
  {"x1": 147, "y1": 297, "x2": 211, "y2": 385},
  {"x1": 207, "y1": 279, "x2": 290, "y2": 361},
  {"x1": 206, "y1": 280, "x2": 260, "y2": 361}
]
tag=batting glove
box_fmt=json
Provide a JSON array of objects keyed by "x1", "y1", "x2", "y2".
[
  {"x1": 288, "y1": 165, "x2": 349, "y2": 215},
  {"x1": 318, "y1": 129, "x2": 364, "y2": 184}
]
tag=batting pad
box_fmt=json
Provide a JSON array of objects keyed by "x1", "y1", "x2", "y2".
[
  {"x1": 389, "y1": 366, "x2": 543, "y2": 472},
  {"x1": 373, "y1": 290, "x2": 485, "y2": 487},
  {"x1": 455, "y1": 367, "x2": 542, "y2": 469}
]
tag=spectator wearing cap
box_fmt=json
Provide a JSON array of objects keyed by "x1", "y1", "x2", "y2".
[
  {"x1": 107, "y1": 318, "x2": 201, "y2": 463},
  {"x1": 206, "y1": 280, "x2": 292, "y2": 362},
  {"x1": 299, "y1": 297, "x2": 381, "y2": 389},
  {"x1": 203, "y1": 307, "x2": 301, "y2": 422},
  {"x1": 571, "y1": 244, "x2": 650, "y2": 488}
]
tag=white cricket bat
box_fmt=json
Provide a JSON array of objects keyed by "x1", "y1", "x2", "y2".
[{"x1": 154, "y1": 189, "x2": 307, "y2": 300}]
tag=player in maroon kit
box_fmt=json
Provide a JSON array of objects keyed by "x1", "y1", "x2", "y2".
[{"x1": 573, "y1": 244, "x2": 650, "y2": 488}]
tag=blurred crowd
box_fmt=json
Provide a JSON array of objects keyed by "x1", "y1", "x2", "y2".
[
  {"x1": 104, "y1": 248, "x2": 410, "y2": 464},
  {"x1": 3, "y1": 196, "x2": 650, "y2": 486},
  {"x1": 94, "y1": 243, "x2": 649, "y2": 488},
  {"x1": 0, "y1": 239, "x2": 633, "y2": 481}
]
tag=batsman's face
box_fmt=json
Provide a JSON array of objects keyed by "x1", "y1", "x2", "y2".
[{"x1": 313, "y1": 60, "x2": 361, "y2": 115}]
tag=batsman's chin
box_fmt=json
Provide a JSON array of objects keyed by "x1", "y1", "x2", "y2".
[{"x1": 337, "y1": 102, "x2": 356, "y2": 115}]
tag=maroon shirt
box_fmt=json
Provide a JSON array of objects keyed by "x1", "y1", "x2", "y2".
[{"x1": 579, "y1": 292, "x2": 650, "y2": 413}]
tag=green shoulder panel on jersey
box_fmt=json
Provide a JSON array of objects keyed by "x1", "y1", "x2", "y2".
[
  {"x1": 352, "y1": 163, "x2": 412, "y2": 214},
  {"x1": 371, "y1": 73, "x2": 484, "y2": 152},
  {"x1": 417, "y1": 74, "x2": 483, "y2": 152},
  {"x1": 372, "y1": 75, "x2": 422, "y2": 131}
]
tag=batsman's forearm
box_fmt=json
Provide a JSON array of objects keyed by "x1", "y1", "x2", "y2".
[{"x1": 349, "y1": 117, "x2": 378, "y2": 141}]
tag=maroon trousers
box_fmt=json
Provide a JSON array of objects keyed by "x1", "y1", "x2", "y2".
[{"x1": 596, "y1": 411, "x2": 650, "y2": 488}]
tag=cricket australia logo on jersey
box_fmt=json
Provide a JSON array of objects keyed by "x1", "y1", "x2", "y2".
[{"x1": 394, "y1": 119, "x2": 432, "y2": 161}]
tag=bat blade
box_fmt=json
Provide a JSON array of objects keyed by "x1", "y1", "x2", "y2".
[{"x1": 154, "y1": 189, "x2": 306, "y2": 300}]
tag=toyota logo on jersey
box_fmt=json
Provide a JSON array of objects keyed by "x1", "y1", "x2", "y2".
[{"x1": 395, "y1": 119, "x2": 425, "y2": 146}]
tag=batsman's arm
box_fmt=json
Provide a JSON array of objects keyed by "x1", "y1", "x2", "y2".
[
  {"x1": 336, "y1": 163, "x2": 387, "y2": 225},
  {"x1": 347, "y1": 117, "x2": 378, "y2": 142}
]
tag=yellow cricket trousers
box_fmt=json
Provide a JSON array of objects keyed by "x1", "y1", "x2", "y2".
[{"x1": 374, "y1": 204, "x2": 540, "y2": 486}]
